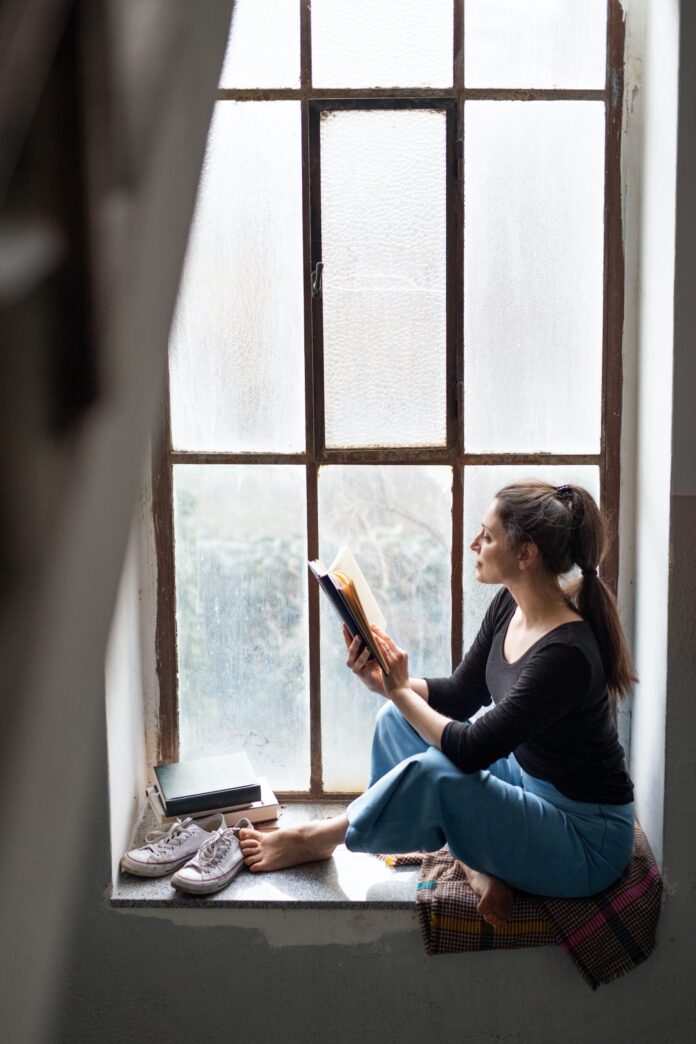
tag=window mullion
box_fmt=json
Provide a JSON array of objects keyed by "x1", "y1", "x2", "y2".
[
  {"x1": 302, "y1": 0, "x2": 324, "y2": 791},
  {"x1": 600, "y1": 0, "x2": 625, "y2": 595},
  {"x1": 153, "y1": 376, "x2": 179, "y2": 765},
  {"x1": 448, "y1": 93, "x2": 464, "y2": 671}
]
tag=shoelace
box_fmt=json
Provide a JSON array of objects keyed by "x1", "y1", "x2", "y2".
[
  {"x1": 197, "y1": 827, "x2": 238, "y2": 867},
  {"x1": 143, "y1": 817, "x2": 193, "y2": 852}
]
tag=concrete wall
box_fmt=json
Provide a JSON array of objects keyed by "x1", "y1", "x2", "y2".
[
  {"x1": 36, "y1": 1, "x2": 696, "y2": 1040},
  {"x1": 624, "y1": 0, "x2": 679, "y2": 867}
]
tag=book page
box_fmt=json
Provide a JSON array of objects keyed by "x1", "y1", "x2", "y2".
[{"x1": 329, "y1": 546, "x2": 386, "y2": 631}]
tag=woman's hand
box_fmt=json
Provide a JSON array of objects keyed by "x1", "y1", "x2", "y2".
[
  {"x1": 342, "y1": 626, "x2": 386, "y2": 695},
  {"x1": 371, "y1": 626, "x2": 410, "y2": 695}
]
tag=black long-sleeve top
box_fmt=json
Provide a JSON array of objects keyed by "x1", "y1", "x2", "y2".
[{"x1": 425, "y1": 588, "x2": 634, "y2": 804}]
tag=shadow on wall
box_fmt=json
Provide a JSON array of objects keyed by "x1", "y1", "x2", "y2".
[{"x1": 0, "y1": 1, "x2": 235, "y2": 1041}]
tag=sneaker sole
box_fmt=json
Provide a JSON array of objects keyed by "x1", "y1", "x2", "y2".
[
  {"x1": 120, "y1": 852, "x2": 194, "y2": 878},
  {"x1": 171, "y1": 855, "x2": 246, "y2": 895}
]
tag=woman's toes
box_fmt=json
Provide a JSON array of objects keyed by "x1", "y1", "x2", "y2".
[{"x1": 482, "y1": 912, "x2": 505, "y2": 928}]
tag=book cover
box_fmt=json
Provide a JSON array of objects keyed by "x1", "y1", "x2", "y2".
[
  {"x1": 145, "y1": 778, "x2": 280, "y2": 828},
  {"x1": 153, "y1": 751, "x2": 261, "y2": 817},
  {"x1": 308, "y1": 546, "x2": 390, "y2": 675}
]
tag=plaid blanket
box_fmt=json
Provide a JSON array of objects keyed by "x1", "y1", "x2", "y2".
[{"x1": 385, "y1": 822, "x2": 662, "y2": 989}]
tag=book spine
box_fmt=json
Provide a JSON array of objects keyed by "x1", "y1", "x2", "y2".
[
  {"x1": 308, "y1": 560, "x2": 389, "y2": 675},
  {"x1": 221, "y1": 806, "x2": 280, "y2": 828},
  {"x1": 314, "y1": 571, "x2": 362, "y2": 643},
  {"x1": 162, "y1": 783, "x2": 262, "y2": 817}
]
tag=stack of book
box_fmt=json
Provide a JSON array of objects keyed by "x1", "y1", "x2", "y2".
[{"x1": 146, "y1": 751, "x2": 280, "y2": 828}]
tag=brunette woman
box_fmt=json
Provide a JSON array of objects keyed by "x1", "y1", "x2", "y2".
[{"x1": 239, "y1": 481, "x2": 635, "y2": 926}]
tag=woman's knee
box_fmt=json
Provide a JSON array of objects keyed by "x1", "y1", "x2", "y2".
[
  {"x1": 374, "y1": 701, "x2": 419, "y2": 745},
  {"x1": 375, "y1": 700, "x2": 400, "y2": 729},
  {"x1": 412, "y1": 745, "x2": 478, "y2": 788}
]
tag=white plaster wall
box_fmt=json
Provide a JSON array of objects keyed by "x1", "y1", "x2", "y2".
[
  {"x1": 105, "y1": 460, "x2": 161, "y2": 883},
  {"x1": 105, "y1": 516, "x2": 148, "y2": 883},
  {"x1": 625, "y1": 0, "x2": 679, "y2": 866}
]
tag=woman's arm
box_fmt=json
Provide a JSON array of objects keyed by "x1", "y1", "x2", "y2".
[
  {"x1": 406, "y1": 677, "x2": 430, "y2": 702},
  {"x1": 343, "y1": 625, "x2": 429, "y2": 701},
  {"x1": 424, "y1": 589, "x2": 510, "y2": 721},
  {"x1": 371, "y1": 629, "x2": 452, "y2": 748},
  {"x1": 389, "y1": 685, "x2": 450, "y2": 748}
]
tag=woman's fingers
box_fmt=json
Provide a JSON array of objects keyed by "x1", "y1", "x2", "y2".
[
  {"x1": 345, "y1": 633, "x2": 373, "y2": 673},
  {"x1": 372, "y1": 625, "x2": 400, "y2": 652},
  {"x1": 344, "y1": 628, "x2": 370, "y2": 661},
  {"x1": 356, "y1": 647, "x2": 372, "y2": 669},
  {"x1": 372, "y1": 627, "x2": 405, "y2": 663}
]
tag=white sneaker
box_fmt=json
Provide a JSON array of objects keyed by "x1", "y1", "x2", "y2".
[
  {"x1": 120, "y1": 813, "x2": 225, "y2": 878},
  {"x1": 171, "y1": 817, "x2": 251, "y2": 895}
]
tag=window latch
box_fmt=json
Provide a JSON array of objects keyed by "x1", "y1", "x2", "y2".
[{"x1": 311, "y1": 261, "x2": 324, "y2": 298}]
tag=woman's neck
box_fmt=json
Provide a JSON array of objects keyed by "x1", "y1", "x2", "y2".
[{"x1": 505, "y1": 575, "x2": 574, "y2": 629}]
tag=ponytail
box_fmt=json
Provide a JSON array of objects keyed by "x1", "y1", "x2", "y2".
[{"x1": 495, "y1": 480, "x2": 637, "y2": 699}]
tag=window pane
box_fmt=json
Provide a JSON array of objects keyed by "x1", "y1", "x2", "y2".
[
  {"x1": 319, "y1": 465, "x2": 452, "y2": 791},
  {"x1": 312, "y1": 0, "x2": 453, "y2": 88},
  {"x1": 219, "y1": 0, "x2": 300, "y2": 88},
  {"x1": 462, "y1": 465, "x2": 600, "y2": 652},
  {"x1": 465, "y1": 0, "x2": 607, "y2": 89},
  {"x1": 322, "y1": 109, "x2": 447, "y2": 448},
  {"x1": 169, "y1": 102, "x2": 305, "y2": 452},
  {"x1": 174, "y1": 465, "x2": 310, "y2": 791},
  {"x1": 464, "y1": 101, "x2": 604, "y2": 453}
]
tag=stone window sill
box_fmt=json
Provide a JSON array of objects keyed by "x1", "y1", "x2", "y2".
[{"x1": 110, "y1": 801, "x2": 419, "y2": 912}]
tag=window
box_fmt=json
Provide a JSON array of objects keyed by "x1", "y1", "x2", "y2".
[{"x1": 154, "y1": 0, "x2": 625, "y2": 797}]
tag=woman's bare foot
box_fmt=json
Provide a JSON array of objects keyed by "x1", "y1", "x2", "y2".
[
  {"x1": 460, "y1": 863, "x2": 515, "y2": 928},
  {"x1": 238, "y1": 815, "x2": 349, "y2": 873}
]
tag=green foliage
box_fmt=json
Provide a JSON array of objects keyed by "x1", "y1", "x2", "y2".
[{"x1": 174, "y1": 486, "x2": 449, "y2": 784}]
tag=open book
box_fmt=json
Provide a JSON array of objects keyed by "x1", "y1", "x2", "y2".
[{"x1": 308, "y1": 546, "x2": 390, "y2": 675}]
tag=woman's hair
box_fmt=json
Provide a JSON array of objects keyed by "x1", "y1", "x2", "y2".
[{"x1": 494, "y1": 479, "x2": 637, "y2": 699}]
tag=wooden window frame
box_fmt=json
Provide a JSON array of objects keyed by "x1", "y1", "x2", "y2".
[{"x1": 153, "y1": 0, "x2": 625, "y2": 799}]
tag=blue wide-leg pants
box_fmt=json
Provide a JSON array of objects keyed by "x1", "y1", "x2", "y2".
[{"x1": 345, "y1": 702, "x2": 634, "y2": 898}]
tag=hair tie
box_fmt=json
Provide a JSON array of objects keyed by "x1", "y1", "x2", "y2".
[
  {"x1": 582, "y1": 567, "x2": 598, "y2": 578},
  {"x1": 555, "y1": 484, "x2": 574, "y2": 504}
]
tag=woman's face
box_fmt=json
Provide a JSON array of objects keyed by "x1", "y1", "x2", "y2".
[{"x1": 469, "y1": 500, "x2": 518, "y2": 585}]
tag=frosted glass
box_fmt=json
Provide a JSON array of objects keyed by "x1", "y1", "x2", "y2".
[
  {"x1": 465, "y1": 0, "x2": 607, "y2": 89},
  {"x1": 322, "y1": 110, "x2": 447, "y2": 448},
  {"x1": 319, "y1": 465, "x2": 452, "y2": 791},
  {"x1": 219, "y1": 0, "x2": 300, "y2": 88},
  {"x1": 464, "y1": 102, "x2": 605, "y2": 453},
  {"x1": 462, "y1": 465, "x2": 600, "y2": 653},
  {"x1": 174, "y1": 465, "x2": 310, "y2": 790},
  {"x1": 169, "y1": 103, "x2": 305, "y2": 452},
  {"x1": 312, "y1": 0, "x2": 453, "y2": 88}
]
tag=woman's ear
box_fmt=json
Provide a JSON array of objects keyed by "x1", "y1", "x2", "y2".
[{"x1": 516, "y1": 541, "x2": 539, "y2": 571}]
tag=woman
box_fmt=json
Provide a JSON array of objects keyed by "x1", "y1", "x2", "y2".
[{"x1": 239, "y1": 481, "x2": 636, "y2": 926}]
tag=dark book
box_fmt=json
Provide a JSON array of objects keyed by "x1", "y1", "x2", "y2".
[
  {"x1": 308, "y1": 546, "x2": 390, "y2": 675},
  {"x1": 153, "y1": 752, "x2": 262, "y2": 817},
  {"x1": 146, "y1": 777, "x2": 280, "y2": 827}
]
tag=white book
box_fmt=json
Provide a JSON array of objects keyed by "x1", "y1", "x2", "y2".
[{"x1": 146, "y1": 776, "x2": 281, "y2": 828}]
